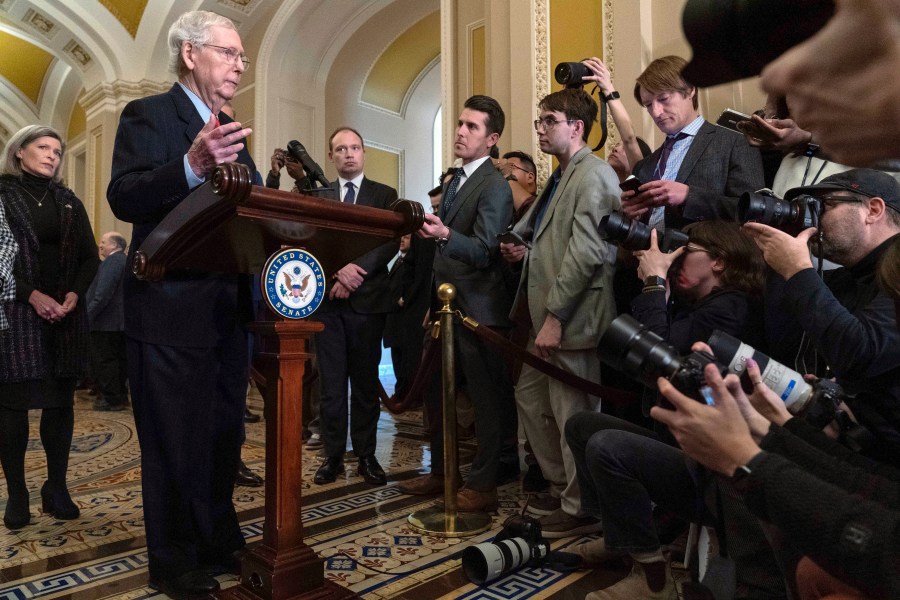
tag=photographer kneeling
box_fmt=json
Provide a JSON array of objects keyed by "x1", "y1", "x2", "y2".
[
  {"x1": 565, "y1": 220, "x2": 778, "y2": 599},
  {"x1": 745, "y1": 169, "x2": 900, "y2": 466},
  {"x1": 652, "y1": 337, "x2": 900, "y2": 599}
]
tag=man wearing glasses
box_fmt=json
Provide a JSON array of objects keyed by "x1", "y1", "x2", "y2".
[
  {"x1": 108, "y1": 10, "x2": 254, "y2": 597},
  {"x1": 623, "y1": 55, "x2": 763, "y2": 230},
  {"x1": 745, "y1": 168, "x2": 900, "y2": 467},
  {"x1": 499, "y1": 151, "x2": 538, "y2": 224},
  {"x1": 499, "y1": 87, "x2": 620, "y2": 538}
]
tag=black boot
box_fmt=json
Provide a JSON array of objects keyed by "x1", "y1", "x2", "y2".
[
  {"x1": 40, "y1": 480, "x2": 79, "y2": 520},
  {"x1": 40, "y1": 407, "x2": 79, "y2": 519},
  {"x1": 0, "y1": 408, "x2": 31, "y2": 530}
]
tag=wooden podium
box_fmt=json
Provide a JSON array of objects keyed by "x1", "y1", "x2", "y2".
[{"x1": 133, "y1": 163, "x2": 424, "y2": 600}]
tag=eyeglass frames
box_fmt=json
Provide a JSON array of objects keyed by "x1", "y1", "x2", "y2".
[{"x1": 199, "y1": 43, "x2": 250, "y2": 69}]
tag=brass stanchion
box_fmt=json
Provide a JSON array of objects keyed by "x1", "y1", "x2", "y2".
[{"x1": 407, "y1": 284, "x2": 492, "y2": 537}]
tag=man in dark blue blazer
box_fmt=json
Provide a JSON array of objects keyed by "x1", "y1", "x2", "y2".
[
  {"x1": 86, "y1": 231, "x2": 128, "y2": 411},
  {"x1": 623, "y1": 55, "x2": 764, "y2": 228},
  {"x1": 106, "y1": 10, "x2": 255, "y2": 598},
  {"x1": 311, "y1": 127, "x2": 399, "y2": 486}
]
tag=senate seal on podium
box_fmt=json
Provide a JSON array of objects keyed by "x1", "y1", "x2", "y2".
[{"x1": 261, "y1": 248, "x2": 326, "y2": 319}]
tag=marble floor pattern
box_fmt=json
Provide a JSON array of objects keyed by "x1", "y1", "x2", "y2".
[{"x1": 0, "y1": 379, "x2": 689, "y2": 600}]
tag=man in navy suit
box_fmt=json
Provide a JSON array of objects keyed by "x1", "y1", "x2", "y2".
[
  {"x1": 623, "y1": 55, "x2": 763, "y2": 228},
  {"x1": 311, "y1": 127, "x2": 399, "y2": 486},
  {"x1": 107, "y1": 10, "x2": 254, "y2": 597},
  {"x1": 85, "y1": 231, "x2": 128, "y2": 412}
]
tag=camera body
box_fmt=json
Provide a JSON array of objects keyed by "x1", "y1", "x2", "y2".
[
  {"x1": 738, "y1": 189, "x2": 822, "y2": 235},
  {"x1": 599, "y1": 212, "x2": 688, "y2": 253},
  {"x1": 462, "y1": 515, "x2": 549, "y2": 585},
  {"x1": 598, "y1": 314, "x2": 725, "y2": 404},
  {"x1": 555, "y1": 61, "x2": 591, "y2": 88}
]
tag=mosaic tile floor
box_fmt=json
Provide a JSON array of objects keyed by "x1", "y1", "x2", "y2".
[{"x1": 0, "y1": 381, "x2": 688, "y2": 599}]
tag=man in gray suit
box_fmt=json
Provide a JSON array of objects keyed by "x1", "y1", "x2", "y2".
[
  {"x1": 402, "y1": 95, "x2": 515, "y2": 512},
  {"x1": 623, "y1": 55, "x2": 763, "y2": 228},
  {"x1": 86, "y1": 231, "x2": 128, "y2": 412},
  {"x1": 501, "y1": 88, "x2": 619, "y2": 537}
]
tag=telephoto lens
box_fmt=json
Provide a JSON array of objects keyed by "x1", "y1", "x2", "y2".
[
  {"x1": 598, "y1": 212, "x2": 688, "y2": 252},
  {"x1": 707, "y1": 329, "x2": 814, "y2": 413},
  {"x1": 738, "y1": 190, "x2": 821, "y2": 235},
  {"x1": 598, "y1": 315, "x2": 724, "y2": 403},
  {"x1": 461, "y1": 515, "x2": 549, "y2": 585}
]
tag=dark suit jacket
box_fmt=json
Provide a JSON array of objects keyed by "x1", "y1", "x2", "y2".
[
  {"x1": 434, "y1": 158, "x2": 514, "y2": 327},
  {"x1": 633, "y1": 120, "x2": 764, "y2": 227},
  {"x1": 383, "y1": 235, "x2": 434, "y2": 347},
  {"x1": 86, "y1": 250, "x2": 126, "y2": 332},
  {"x1": 320, "y1": 177, "x2": 399, "y2": 314},
  {"x1": 107, "y1": 83, "x2": 256, "y2": 347}
]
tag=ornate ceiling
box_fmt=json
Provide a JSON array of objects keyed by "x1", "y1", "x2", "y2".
[{"x1": 0, "y1": 0, "x2": 281, "y2": 145}]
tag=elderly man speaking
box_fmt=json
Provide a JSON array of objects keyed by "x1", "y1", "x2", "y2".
[{"x1": 107, "y1": 10, "x2": 255, "y2": 597}]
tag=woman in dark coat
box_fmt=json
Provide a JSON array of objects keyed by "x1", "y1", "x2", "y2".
[{"x1": 0, "y1": 125, "x2": 98, "y2": 529}]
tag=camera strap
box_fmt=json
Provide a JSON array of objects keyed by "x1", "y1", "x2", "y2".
[{"x1": 592, "y1": 84, "x2": 609, "y2": 153}]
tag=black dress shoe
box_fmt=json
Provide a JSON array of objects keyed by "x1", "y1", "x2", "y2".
[
  {"x1": 235, "y1": 461, "x2": 264, "y2": 487},
  {"x1": 202, "y1": 549, "x2": 243, "y2": 576},
  {"x1": 313, "y1": 456, "x2": 344, "y2": 485},
  {"x1": 244, "y1": 407, "x2": 261, "y2": 423},
  {"x1": 149, "y1": 570, "x2": 220, "y2": 598},
  {"x1": 357, "y1": 454, "x2": 387, "y2": 485}
]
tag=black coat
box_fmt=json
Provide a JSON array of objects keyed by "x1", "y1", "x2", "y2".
[{"x1": 107, "y1": 84, "x2": 256, "y2": 347}]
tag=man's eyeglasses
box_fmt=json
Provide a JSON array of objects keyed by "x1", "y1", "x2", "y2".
[
  {"x1": 533, "y1": 117, "x2": 575, "y2": 131},
  {"x1": 200, "y1": 43, "x2": 250, "y2": 69},
  {"x1": 818, "y1": 193, "x2": 867, "y2": 211},
  {"x1": 507, "y1": 163, "x2": 535, "y2": 176}
]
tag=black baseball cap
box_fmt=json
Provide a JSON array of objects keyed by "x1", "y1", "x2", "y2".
[{"x1": 784, "y1": 168, "x2": 900, "y2": 212}]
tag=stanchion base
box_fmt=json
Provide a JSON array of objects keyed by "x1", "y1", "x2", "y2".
[{"x1": 407, "y1": 507, "x2": 493, "y2": 538}]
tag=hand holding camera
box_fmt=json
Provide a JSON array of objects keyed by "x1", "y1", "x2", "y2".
[
  {"x1": 270, "y1": 148, "x2": 286, "y2": 176},
  {"x1": 651, "y1": 361, "x2": 765, "y2": 477},
  {"x1": 742, "y1": 222, "x2": 816, "y2": 279},
  {"x1": 634, "y1": 228, "x2": 686, "y2": 282}
]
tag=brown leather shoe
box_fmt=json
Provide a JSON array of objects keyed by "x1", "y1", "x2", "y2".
[
  {"x1": 453, "y1": 487, "x2": 499, "y2": 512},
  {"x1": 398, "y1": 473, "x2": 460, "y2": 495}
]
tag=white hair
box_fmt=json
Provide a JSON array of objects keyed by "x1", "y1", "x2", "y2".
[{"x1": 167, "y1": 11, "x2": 237, "y2": 77}]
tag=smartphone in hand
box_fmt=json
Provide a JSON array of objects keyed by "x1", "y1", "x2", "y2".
[
  {"x1": 619, "y1": 176, "x2": 643, "y2": 193},
  {"x1": 497, "y1": 230, "x2": 531, "y2": 248},
  {"x1": 716, "y1": 108, "x2": 753, "y2": 133}
]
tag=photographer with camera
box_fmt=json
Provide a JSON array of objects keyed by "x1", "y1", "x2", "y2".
[
  {"x1": 265, "y1": 147, "x2": 308, "y2": 191},
  {"x1": 651, "y1": 341, "x2": 900, "y2": 599},
  {"x1": 745, "y1": 168, "x2": 900, "y2": 466},
  {"x1": 624, "y1": 56, "x2": 763, "y2": 230},
  {"x1": 565, "y1": 222, "x2": 775, "y2": 599}
]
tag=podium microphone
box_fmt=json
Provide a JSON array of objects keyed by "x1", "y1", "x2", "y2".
[{"x1": 287, "y1": 140, "x2": 331, "y2": 189}]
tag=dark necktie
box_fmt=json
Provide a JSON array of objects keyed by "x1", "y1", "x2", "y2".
[
  {"x1": 441, "y1": 169, "x2": 463, "y2": 217},
  {"x1": 654, "y1": 132, "x2": 687, "y2": 180},
  {"x1": 344, "y1": 181, "x2": 356, "y2": 204},
  {"x1": 647, "y1": 132, "x2": 688, "y2": 229}
]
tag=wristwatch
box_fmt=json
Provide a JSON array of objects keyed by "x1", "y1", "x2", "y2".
[
  {"x1": 603, "y1": 90, "x2": 620, "y2": 102},
  {"x1": 644, "y1": 275, "x2": 666, "y2": 287},
  {"x1": 436, "y1": 235, "x2": 450, "y2": 249}
]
